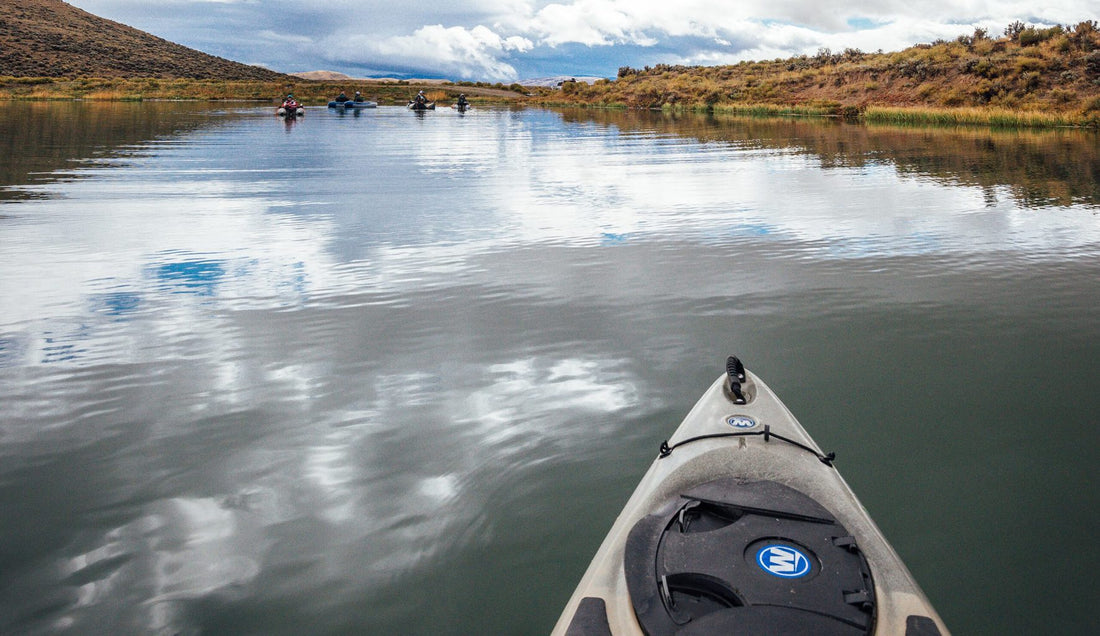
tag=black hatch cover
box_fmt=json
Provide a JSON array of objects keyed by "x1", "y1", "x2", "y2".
[{"x1": 624, "y1": 478, "x2": 876, "y2": 635}]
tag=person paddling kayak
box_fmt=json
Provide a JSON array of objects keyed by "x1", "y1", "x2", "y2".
[{"x1": 278, "y1": 94, "x2": 304, "y2": 117}]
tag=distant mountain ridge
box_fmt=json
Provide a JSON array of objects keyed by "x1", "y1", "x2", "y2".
[
  {"x1": 519, "y1": 76, "x2": 608, "y2": 87},
  {"x1": 291, "y1": 71, "x2": 355, "y2": 81},
  {"x1": 291, "y1": 71, "x2": 611, "y2": 87},
  {"x1": 0, "y1": 0, "x2": 289, "y2": 80}
]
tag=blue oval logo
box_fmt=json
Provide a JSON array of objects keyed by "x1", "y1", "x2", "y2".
[
  {"x1": 726, "y1": 415, "x2": 757, "y2": 429},
  {"x1": 756, "y1": 545, "x2": 812, "y2": 578}
]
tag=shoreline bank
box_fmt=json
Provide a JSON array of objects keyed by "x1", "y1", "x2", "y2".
[{"x1": 3, "y1": 77, "x2": 1098, "y2": 129}]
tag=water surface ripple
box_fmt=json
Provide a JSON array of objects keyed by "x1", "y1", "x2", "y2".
[{"x1": 1, "y1": 103, "x2": 1097, "y2": 634}]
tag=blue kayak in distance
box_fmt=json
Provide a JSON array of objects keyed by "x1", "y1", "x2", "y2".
[{"x1": 327, "y1": 100, "x2": 377, "y2": 109}]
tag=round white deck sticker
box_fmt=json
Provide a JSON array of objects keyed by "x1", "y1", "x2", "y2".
[
  {"x1": 726, "y1": 415, "x2": 757, "y2": 429},
  {"x1": 757, "y1": 545, "x2": 812, "y2": 578}
]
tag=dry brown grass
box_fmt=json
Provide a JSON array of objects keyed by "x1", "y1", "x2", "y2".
[
  {"x1": 0, "y1": 76, "x2": 532, "y2": 107},
  {"x1": 534, "y1": 21, "x2": 1100, "y2": 127}
]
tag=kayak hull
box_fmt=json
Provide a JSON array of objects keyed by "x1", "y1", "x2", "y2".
[
  {"x1": 276, "y1": 107, "x2": 304, "y2": 117},
  {"x1": 328, "y1": 100, "x2": 377, "y2": 109},
  {"x1": 553, "y1": 359, "x2": 947, "y2": 635},
  {"x1": 408, "y1": 101, "x2": 436, "y2": 110}
]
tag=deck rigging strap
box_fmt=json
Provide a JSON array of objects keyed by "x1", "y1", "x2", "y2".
[{"x1": 659, "y1": 424, "x2": 836, "y2": 466}]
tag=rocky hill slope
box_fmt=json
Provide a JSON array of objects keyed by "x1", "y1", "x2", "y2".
[{"x1": 0, "y1": 0, "x2": 287, "y2": 80}]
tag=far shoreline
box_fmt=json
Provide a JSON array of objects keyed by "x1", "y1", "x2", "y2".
[{"x1": 2, "y1": 76, "x2": 1097, "y2": 129}]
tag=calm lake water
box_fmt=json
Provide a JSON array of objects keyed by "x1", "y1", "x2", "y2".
[{"x1": 1, "y1": 101, "x2": 1097, "y2": 635}]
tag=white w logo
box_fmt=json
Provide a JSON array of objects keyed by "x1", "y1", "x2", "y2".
[
  {"x1": 758, "y1": 545, "x2": 811, "y2": 578},
  {"x1": 767, "y1": 548, "x2": 798, "y2": 572}
]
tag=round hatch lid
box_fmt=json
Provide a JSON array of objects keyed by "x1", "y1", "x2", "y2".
[{"x1": 623, "y1": 478, "x2": 876, "y2": 635}]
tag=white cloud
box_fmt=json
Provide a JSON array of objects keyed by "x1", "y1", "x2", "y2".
[
  {"x1": 517, "y1": 0, "x2": 1091, "y2": 51},
  {"x1": 66, "y1": 0, "x2": 1100, "y2": 78},
  {"x1": 255, "y1": 29, "x2": 313, "y2": 46},
  {"x1": 526, "y1": 1, "x2": 654, "y2": 46},
  {"x1": 326, "y1": 24, "x2": 533, "y2": 80}
]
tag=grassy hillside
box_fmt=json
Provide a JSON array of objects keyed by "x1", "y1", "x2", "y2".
[
  {"x1": 0, "y1": 0, "x2": 287, "y2": 80},
  {"x1": 0, "y1": 76, "x2": 531, "y2": 106},
  {"x1": 538, "y1": 22, "x2": 1100, "y2": 126}
]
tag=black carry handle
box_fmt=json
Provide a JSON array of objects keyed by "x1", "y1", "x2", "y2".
[{"x1": 726, "y1": 355, "x2": 746, "y2": 404}]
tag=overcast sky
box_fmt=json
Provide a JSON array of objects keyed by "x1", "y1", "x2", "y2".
[{"x1": 67, "y1": 1, "x2": 1096, "y2": 80}]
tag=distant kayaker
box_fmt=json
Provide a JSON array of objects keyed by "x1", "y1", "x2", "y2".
[
  {"x1": 281, "y1": 94, "x2": 300, "y2": 109},
  {"x1": 353, "y1": 91, "x2": 364, "y2": 103},
  {"x1": 456, "y1": 94, "x2": 469, "y2": 107},
  {"x1": 413, "y1": 90, "x2": 428, "y2": 106},
  {"x1": 335, "y1": 92, "x2": 349, "y2": 103}
]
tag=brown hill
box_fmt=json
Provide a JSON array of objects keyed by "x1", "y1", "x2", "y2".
[
  {"x1": 292, "y1": 71, "x2": 354, "y2": 81},
  {"x1": 542, "y1": 21, "x2": 1100, "y2": 120},
  {"x1": 0, "y1": 0, "x2": 288, "y2": 80}
]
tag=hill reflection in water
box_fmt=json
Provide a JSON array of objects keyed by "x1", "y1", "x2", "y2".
[
  {"x1": 4, "y1": 102, "x2": 1095, "y2": 210},
  {"x1": 0, "y1": 101, "x2": 242, "y2": 201},
  {"x1": 561, "y1": 108, "x2": 1100, "y2": 209}
]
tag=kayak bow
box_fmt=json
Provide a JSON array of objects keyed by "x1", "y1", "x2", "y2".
[{"x1": 554, "y1": 356, "x2": 947, "y2": 635}]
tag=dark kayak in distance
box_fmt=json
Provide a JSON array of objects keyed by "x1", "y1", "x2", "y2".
[
  {"x1": 554, "y1": 355, "x2": 948, "y2": 635},
  {"x1": 327, "y1": 100, "x2": 377, "y2": 109}
]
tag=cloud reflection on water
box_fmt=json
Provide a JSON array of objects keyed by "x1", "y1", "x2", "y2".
[{"x1": 1, "y1": 106, "x2": 1098, "y2": 633}]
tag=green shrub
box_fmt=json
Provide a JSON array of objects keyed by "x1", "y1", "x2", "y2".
[
  {"x1": 960, "y1": 57, "x2": 998, "y2": 78},
  {"x1": 972, "y1": 79, "x2": 1000, "y2": 103},
  {"x1": 1004, "y1": 21, "x2": 1026, "y2": 39},
  {"x1": 939, "y1": 88, "x2": 967, "y2": 106},
  {"x1": 1019, "y1": 26, "x2": 1062, "y2": 47},
  {"x1": 972, "y1": 39, "x2": 995, "y2": 55},
  {"x1": 1086, "y1": 51, "x2": 1100, "y2": 76},
  {"x1": 1049, "y1": 88, "x2": 1076, "y2": 103},
  {"x1": 916, "y1": 83, "x2": 937, "y2": 99},
  {"x1": 1014, "y1": 56, "x2": 1047, "y2": 73},
  {"x1": 1018, "y1": 71, "x2": 1041, "y2": 91},
  {"x1": 1071, "y1": 21, "x2": 1098, "y2": 51},
  {"x1": 9, "y1": 76, "x2": 56, "y2": 85}
]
